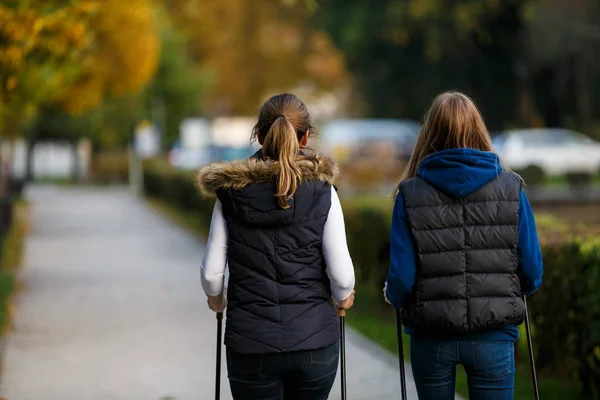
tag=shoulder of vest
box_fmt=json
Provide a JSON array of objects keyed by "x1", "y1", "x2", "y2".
[
  {"x1": 496, "y1": 171, "x2": 523, "y2": 190},
  {"x1": 398, "y1": 177, "x2": 418, "y2": 191}
]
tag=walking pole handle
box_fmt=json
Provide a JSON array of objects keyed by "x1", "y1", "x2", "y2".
[{"x1": 338, "y1": 309, "x2": 346, "y2": 317}]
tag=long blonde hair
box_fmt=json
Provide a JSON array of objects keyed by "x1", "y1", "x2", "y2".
[
  {"x1": 395, "y1": 91, "x2": 496, "y2": 196},
  {"x1": 252, "y1": 93, "x2": 312, "y2": 209}
]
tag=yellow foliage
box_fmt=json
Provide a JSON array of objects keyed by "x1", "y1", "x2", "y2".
[
  {"x1": 0, "y1": 0, "x2": 159, "y2": 130},
  {"x1": 0, "y1": 2, "x2": 93, "y2": 131},
  {"x1": 60, "y1": 0, "x2": 159, "y2": 114}
]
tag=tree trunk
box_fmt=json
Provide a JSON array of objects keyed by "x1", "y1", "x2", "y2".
[
  {"x1": 573, "y1": 0, "x2": 593, "y2": 136},
  {"x1": 575, "y1": 50, "x2": 592, "y2": 135},
  {"x1": 0, "y1": 141, "x2": 5, "y2": 199},
  {"x1": 25, "y1": 139, "x2": 36, "y2": 182},
  {"x1": 514, "y1": 61, "x2": 537, "y2": 127},
  {"x1": 71, "y1": 141, "x2": 80, "y2": 183}
]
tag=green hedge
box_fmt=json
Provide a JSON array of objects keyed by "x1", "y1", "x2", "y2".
[
  {"x1": 90, "y1": 152, "x2": 130, "y2": 184},
  {"x1": 142, "y1": 159, "x2": 214, "y2": 235},
  {"x1": 528, "y1": 239, "x2": 600, "y2": 398},
  {"x1": 142, "y1": 161, "x2": 599, "y2": 397},
  {"x1": 0, "y1": 201, "x2": 27, "y2": 333},
  {"x1": 342, "y1": 202, "x2": 391, "y2": 286}
]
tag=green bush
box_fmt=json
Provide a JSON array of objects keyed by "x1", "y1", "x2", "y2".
[
  {"x1": 515, "y1": 165, "x2": 546, "y2": 186},
  {"x1": 90, "y1": 152, "x2": 130, "y2": 184},
  {"x1": 0, "y1": 201, "x2": 27, "y2": 333},
  {"x1": 142, "y1": 162, "x2": 598, "y2": 396},
  {"x1": 142, "y1": 159, "x2": 214, "y2": 234},
  {"x1": 343, "y1": 204, "x2": 391, "y2": 286},
  {"x1": 566, "y1": 172, "x2": 593, "y2": 197},
  {"x1": 528, "y1": 238, "x2": 600, "y2": 398}
]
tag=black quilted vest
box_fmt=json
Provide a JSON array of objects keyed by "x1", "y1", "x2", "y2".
[
  {"x1": 400, "y1": 172, "x2": 526, "y2": 333},
  {"x1": 216, "y1": 178, "x2": 338, "y2": 354}
]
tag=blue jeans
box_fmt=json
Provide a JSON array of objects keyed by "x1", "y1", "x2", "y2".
[
  {"x1": 410, "y1": 337, "x2": 515, "y2": 400},
  {"x1": 226, "y1": 342, "x2": 339, "y2": 400}
]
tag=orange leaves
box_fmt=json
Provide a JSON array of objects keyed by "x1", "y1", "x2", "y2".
[
  {"x1": 5, "y1": 76, "x2": 17, "y2": 92},
  {"x1": 60, "y1": 0, "x2": 159, "y2": 114},
  {"x1": 91, "y1": 0, "x2": 158, "y2": 95},
  {"x1": 0, "y1": 0, "x2": 159, "y2": 129},
  {"x1": 0, "y1": 2, "x2": 97, "y2": 127}
]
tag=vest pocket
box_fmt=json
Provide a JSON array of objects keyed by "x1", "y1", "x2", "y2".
[{"x1": 310, "y1": 342, "x2": 340, "y2": 366}]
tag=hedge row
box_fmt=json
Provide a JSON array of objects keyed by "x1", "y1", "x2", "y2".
[
  {"x1": 515, "y1": 166, "x2": 600, "y2": 189},
  {"x1": 89, "y1": 152, "x2": 130, "y2": 184},
  {"x1": 142, "y1": 160, "x2": 599, "y2": 397},
  {"x1": 0, "y1": 200, "x2": 27, "y2": 333}
]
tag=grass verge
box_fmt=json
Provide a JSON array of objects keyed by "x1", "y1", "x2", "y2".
[
  {"x1": 348, "y1": 284, "x2": 581, "y2": 400},
  {"x1": 0, "y1": 200, "x2": 28, "y2": 334}
]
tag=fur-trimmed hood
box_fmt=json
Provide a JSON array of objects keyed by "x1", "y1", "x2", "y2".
[{"x1": 195, "y1": 154, "x2": 338, "y2": 197}]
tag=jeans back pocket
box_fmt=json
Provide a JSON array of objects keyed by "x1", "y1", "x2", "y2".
[
  {"x1": 309, "y1": 342, "x2": 340, "y2": 366},
  {"x1": 472, "y1": 341, "x2": 515, "y2": 379}
]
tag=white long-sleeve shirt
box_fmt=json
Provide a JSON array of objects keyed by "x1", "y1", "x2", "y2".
[{"x1": 200, "y1": 189, "x2": 355, "y2": 301}]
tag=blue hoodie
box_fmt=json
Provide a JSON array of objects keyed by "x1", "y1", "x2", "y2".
[{"x1": 385, "y1": 148, "x2": 543, "y2": 342}]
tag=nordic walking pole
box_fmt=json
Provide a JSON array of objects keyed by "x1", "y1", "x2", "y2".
[
  {"x1": 215, "y1": 312, "x2": 223, "y2": 400},
  {"x1": 395, "y1": 309, "x2": 408, "y2": 400},
  {"x1": 339, "y1": 309, "x2": 347, "y2": 400},
  {"x1": 523, "y1": 296, "x2": 540, "y2": 400}
]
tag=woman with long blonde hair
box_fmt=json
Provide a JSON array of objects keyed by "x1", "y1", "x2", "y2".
[
  {"x1": 197, "y1": 93, "x2": 355, "y2": 399},
  {"x1": 384, "y1": 92, "x2": 543, "y2": 400}
]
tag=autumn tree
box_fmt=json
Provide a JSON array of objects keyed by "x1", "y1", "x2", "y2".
[
  {"x1": 142, "y1": 13, "x2": 211, "y2": 147},
  {"x1": 0, "y1": 1, "x2": 94, "y2": 136},
  {"x1": 1, "y1": 0, "x2": 159, "y2": 133},
  {"x1": 58, "y1": 0, "x2": 160, "y2": 115},
  {"x1": 7, "y1": 0, "x2": 160, "y2": 181},
  {"x1": 163, "y1": 0, "x2": 349, "y2": 116}
]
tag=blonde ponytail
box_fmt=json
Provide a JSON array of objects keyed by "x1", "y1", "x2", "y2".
[{"x1": 262, "y1": 116, "x2": 302, "y2": 209}]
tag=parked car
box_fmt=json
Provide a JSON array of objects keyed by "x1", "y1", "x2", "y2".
[{"x1": 492, "y1": 128, "x2": 600, "y2": 177}]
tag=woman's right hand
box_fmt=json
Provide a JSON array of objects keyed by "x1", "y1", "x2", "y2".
[
  {"x1": 335, "y1": 290, "x2": 355, "y2": 310},
  {"x1": 207, "y1": 286, "x2": 227, "y2": 313}
]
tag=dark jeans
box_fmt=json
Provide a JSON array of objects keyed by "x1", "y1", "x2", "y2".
[
  {"x1": 411, "y1": 337, "x2": 515, "y2": 400},
  {"x1": 226, "y1": 341, "x2": 339, "y2": 400}
]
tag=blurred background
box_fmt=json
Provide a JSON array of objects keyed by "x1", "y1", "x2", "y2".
[{"x1": 1, "y1": 0, "x2": 600, "y2": 399}]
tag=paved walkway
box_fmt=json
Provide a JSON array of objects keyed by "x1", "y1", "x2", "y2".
[{"x1": 0, "y1": 186, "x2": 430, "y2": 399}]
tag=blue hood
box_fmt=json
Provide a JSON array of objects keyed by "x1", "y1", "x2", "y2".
[{"x1": 417, "y1": 148, "x2": 502, "y2": 198}]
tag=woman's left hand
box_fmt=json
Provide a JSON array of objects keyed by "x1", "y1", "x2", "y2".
[{"x1": 383, "y1": 282, "x2": 391, "y2": 305}]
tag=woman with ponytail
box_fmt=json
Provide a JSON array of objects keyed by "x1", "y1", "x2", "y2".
[{"x1": 196, "y1": 93, "x2": 356, "y2": 400}]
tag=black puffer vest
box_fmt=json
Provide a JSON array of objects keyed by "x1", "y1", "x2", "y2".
[
  {"x1": 196, "y1": 154, "x2": 339, "y2": 354},
  {"x1": 400, "y1": 172, "x2": 526, "y2": 333}
]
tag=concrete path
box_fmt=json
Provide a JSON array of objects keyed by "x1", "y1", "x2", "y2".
[{"x1": 0, "y1": 185, "x2": 429, "y2": 400}]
